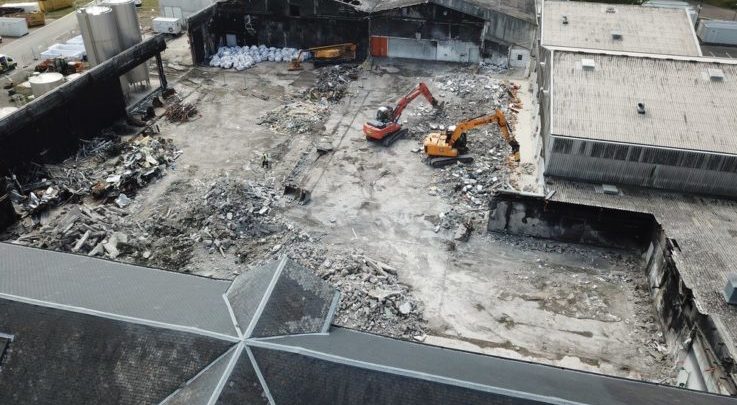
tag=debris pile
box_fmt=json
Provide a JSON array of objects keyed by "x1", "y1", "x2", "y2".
[
  {"x1": 306, "y1": 65, "x2": 359, "y2": 102},
  {"x1": 257, "y1": 101, "x2": 328, "y2": 135},
  {"x1": 286, "y1": 246, "x2": 427, "y2": 340},
  {"x1": 5, "y1": 135, "x2": 180, "y2": 218},
  {"x1": 209, "y1": 45, "x2": 302, "y2": 70}
]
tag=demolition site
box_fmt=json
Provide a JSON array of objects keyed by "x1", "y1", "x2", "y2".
[{"x1": 1, "y1": 0, "x2": 737, "y2": 404}]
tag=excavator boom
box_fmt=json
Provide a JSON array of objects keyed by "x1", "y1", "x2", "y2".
[{"x1": 392, "y1": 82, "x2": 439, "y2": 123}]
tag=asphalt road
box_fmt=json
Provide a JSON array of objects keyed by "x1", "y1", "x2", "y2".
[{"x1": 0, "y1": 12, "x2": 80, "y2": 70}]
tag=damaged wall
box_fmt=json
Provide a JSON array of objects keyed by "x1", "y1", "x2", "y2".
[
  {"x1": 0, "y1": 36, "x2": 168, "y2": 176},
  {"x1": 188, "y1": 0, "x2": 536, "y2": 65},
  {"x1": 487, "y1": 192, "x2": 653, "y2": 250},
  {"x1": 644, "y1": 228, "x2": 737, "y2": 395},
  {"x1": 0, "y1": 179, "x2": 14, "y2": 229},
  {"x1": 188, "y1": 0, "x2": 368, "y2": 65}
]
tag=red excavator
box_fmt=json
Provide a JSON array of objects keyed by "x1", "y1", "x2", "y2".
[{"x1": 363, "y1": 82, "x2": 441, "y2": 146}]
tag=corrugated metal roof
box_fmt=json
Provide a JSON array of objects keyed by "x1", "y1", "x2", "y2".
[
  {"x1": 542, "y1": 1, "x2": 701, "y2": 56},
  {"x1": 551, "y1": 51, "x2": 737, "y2": 154},
  {"x1": 547, "y1": 179, "x2": 737, "y2": 358}
]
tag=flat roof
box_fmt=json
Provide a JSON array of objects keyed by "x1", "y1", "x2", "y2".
[
  {"x1": 542, "y1": 1, "x2": 701, "y2": 56},
  {"x1": 550, "y1": 51, "x2": 737, "y2": 154}
]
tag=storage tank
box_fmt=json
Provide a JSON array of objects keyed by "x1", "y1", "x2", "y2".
[
  {"x1": 102, "y1": 0, "x2": 149, "y2": 86},
  {"x1": 76, "y1": 6, "x2": 122, "y2": 66},
  {"x1": 29, "y1": 72, "x2": 65, "y2": 97}
]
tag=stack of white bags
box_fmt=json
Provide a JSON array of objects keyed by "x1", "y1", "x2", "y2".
[{"x1": 209, "y1": 45, "x2": 308, "y2": 71}]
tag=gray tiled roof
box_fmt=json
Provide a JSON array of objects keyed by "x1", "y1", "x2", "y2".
[{"x1": 550, "y1": 51, "x2": 737, "y2": 154}]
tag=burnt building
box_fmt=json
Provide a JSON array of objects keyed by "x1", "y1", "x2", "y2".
[{"x1": 187, "y1": 0, "x2": 536, "y2": 66}]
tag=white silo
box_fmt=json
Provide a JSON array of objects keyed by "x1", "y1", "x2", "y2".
[
  {"x1": 76, "y1": 6, "x2": 122, "y2": 66},
  {"x1": 102, "y1": 0, "x2": 149, "y2": 87}
]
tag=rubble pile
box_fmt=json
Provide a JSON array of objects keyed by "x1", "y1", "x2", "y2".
[
  {"x1": 209, "y1": 45, "x2": 302, "y2": 71},
  {"x1": 306, "y1": 65, "x2": 359, "y2": 102},
  {"x1": 425, "y1": 73, "x2": 519, "y2": 204},
  {"x1": 285, "y1": 246, "x2": 427, "y2": 339},
  {"x1": 257, "y1": 101, "x2": 328, "y2": 135},
  {"x1": 5, "y1": 135, "x2": 180, "y2": 217},
  {"x1": 12, "y1": 204, "x2": 133, "y2": 258}
]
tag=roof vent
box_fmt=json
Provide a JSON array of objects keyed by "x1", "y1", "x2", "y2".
[
  {"x1": 708, "y1": 68, "x2": 725, "y2": 81},
  {"x1": 724, "y1": 274, "x2": 737, "y2": 305},
  {"x1": 637, "y1": 102, "x2": 646, "y2": 114},
  {"x1": 581, "y1": 58, "x2": 596, "y2": 70},
  {"x1": 606, "y1": 6, "x2": 616, "y2": 13},
  {"x1": 562, "y1": 15, "x2": 568, "y2": 25},
  {"x1": 611, "y1": 31, "x2": 623, "y2": 40}
]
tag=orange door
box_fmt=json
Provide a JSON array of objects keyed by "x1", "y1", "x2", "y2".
[{"x1": 370, "y1": 36, "x2": 388, "y2": 57}]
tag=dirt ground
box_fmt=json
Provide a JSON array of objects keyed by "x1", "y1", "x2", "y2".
[{"x1": 3, "y1": 37, "x2": 676, "y2": 383}]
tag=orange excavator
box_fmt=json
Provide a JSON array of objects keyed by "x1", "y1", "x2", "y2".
[
  {"x1": 363, "y1": 82, "x2": 441, "y2": 146},
  {"x1": 423, "y1": 109, "x2": 519, "y2": 167}
]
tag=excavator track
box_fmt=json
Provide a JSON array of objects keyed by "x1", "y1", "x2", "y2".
[
  {"x1": 428, "y1": 154, "x2": 474, "y2": 168},
  {"x1": 381, "y1": 128, "x2": 408, "y2": 146}
]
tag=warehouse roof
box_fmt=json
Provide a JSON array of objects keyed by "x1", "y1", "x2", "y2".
[
  {"x1": 550, "y1": 51, "x2": 737, "y2": 154},
  {"x1": 542, "y1": 1, "x2": 701, "y2": 56}
]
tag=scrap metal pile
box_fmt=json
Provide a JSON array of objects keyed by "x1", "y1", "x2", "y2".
[
  {"x1": 4, "y1": 135, "x2": 180, "y2": 220},
  {"x1": 305, "y1": 65, "x2": 359, "y2": 102}
]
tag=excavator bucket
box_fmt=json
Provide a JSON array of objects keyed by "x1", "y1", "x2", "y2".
[{"x1": 284, "y1": 183, "x2": 311, "y2": 205}]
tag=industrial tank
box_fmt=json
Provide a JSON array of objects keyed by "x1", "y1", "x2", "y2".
[
  {"x1": 76, "y1": 6, "x2": 122, "y2": 66},
  {"x1": 29, "y1": 72, "x2": 65, "y2": 97},
  {"x1": 102, "y1": 0, "x2": 149, "y2": 85}
]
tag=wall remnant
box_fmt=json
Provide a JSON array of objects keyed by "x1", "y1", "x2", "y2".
[{"x1": 0, "y1": 35, "x2": 168, "y2": 177}]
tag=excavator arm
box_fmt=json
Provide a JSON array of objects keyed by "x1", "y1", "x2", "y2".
[
  {"x1": 447, "y1": 109, "x2": 519, "y2": 157},
  {"x1": 391, "y1": 82, "x2": 439, "y2": 122}
]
